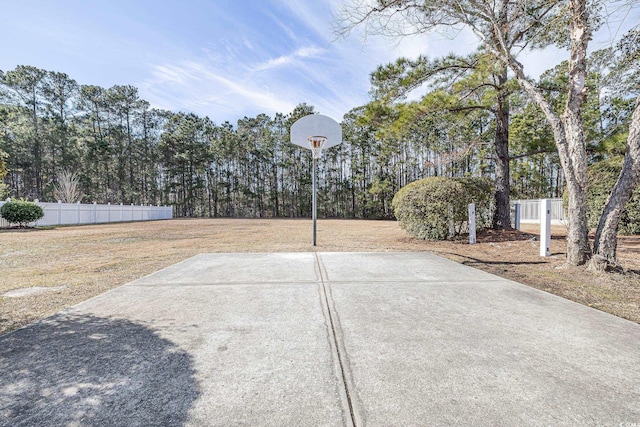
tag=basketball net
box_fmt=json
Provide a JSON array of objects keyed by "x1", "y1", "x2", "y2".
[{"x1": 307, "y1": 136, "x2": 327, "y2": 159}]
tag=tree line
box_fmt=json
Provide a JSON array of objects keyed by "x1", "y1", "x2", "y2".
[
  {"x1": 0, "y1": 49, "x2": 635, "y2": 225},
  {"x1": 0, "y1": 68, "x2": 455, "y2": 219},
  {"x1": 0, "y1": 64, "x2": 559, "y2": 220}
]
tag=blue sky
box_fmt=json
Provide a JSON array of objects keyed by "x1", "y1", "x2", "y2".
[{"x1": 1, "y1": 1, "x2": 636, "y2": 124}]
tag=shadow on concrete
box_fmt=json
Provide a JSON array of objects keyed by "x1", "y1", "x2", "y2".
[{"x1": 0, "y1": 314, "x2": 200, "y2": 426}]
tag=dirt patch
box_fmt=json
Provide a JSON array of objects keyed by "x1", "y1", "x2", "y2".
[{"x1": 1, "y1": 218, "x2": 638, "y2": 335}]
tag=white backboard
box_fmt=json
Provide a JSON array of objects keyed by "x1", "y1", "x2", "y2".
[{"x1": 290, "y1": 114, "x2": 342, "y2": 150}]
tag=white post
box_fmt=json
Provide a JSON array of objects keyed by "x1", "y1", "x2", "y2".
[
  {"x1": 448, "y1": 204, "x2": 455, "y2": 238},
  {"x1": 514, "y1": 203, "x2": 521, "y2": 230},
  {"x1": 93, "y1": 201, "x2": 97, "y2": 223},
  {"x1": 540, "y1": 198, "x2": 551, "y2": 257},
  {"x1": 468, "y1": 203, "x2": 476, "y2": 245},
  {"x1": 120, "y1": 203, "x2": 124, "y2": 221},
  {"x1": 107, "y1": 202, "x2": 111, "y2": 222},
  {"x1": 58, "y1": 200, "x2": 62, "y2": 225},
  {"x1": 77, "y1": 201, "x2": 81, "y2": 224}
]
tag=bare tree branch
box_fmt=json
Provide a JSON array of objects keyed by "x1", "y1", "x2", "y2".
[{"x1": 53, "y1": 170, "x2": 83, "y2": 203}]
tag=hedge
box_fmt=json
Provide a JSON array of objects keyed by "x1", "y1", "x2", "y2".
[
  {"x1": 571, "y1": 157, "x2": 640, "y2": 235},
  {"x1": 0, "y1": 200, "x2": 44, "y2": 227},
  {"x1": 392, "y1": 176, "x2": 493, "y2": 240}
]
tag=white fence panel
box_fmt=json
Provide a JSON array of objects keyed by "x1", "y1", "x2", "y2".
[
  {"x1": 96, "y1": 203, "x2": 111, "y2": 223},
  {"x1": 512, "y1": 198, "x2": 565, "y2": 225},
  {"x1": 0, "y1": 200, "x2": 173, "y2": 227}
]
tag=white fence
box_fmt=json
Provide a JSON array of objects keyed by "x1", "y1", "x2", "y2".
[
  {"x1": 0, "y1": 200, "x2": 173, "y2": 227},
  {"x1": 512, "y1": 198, "x2": 566, "y2": 225}
]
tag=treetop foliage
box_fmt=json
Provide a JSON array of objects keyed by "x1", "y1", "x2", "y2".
[
  {"x1": 338, "y1": 0, "x2": 577, "y2": 55},
  {"x1": 370, "y1": 51, "x2": 521, "y2": 105}
]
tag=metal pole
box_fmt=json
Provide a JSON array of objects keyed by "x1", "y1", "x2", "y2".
[{"x1": 312, "y1": 157, "x2": 317, "y2": 246}]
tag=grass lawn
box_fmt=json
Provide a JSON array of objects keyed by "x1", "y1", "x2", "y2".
[{"x1": 1, "y1": 218, "x2": 639, "y2": 335}]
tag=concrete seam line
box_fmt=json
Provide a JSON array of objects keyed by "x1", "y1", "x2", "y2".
[
  {"x1": 127, "y1": 281, "x2": 320, "y2": 287},
  {"x1": 314, "y1": 253, "x2": 359, "y2": 427}
]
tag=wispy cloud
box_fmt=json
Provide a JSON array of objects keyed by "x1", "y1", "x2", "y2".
[
  {"x1": 275, "y1": 0, "x2": 338, "y2": 44},
  {"x1": 141, "y1": 59, "x2": 296, "y2": 119},
  {"x1": 253, "y1": 46, "x2": 325, "y2": 72}
]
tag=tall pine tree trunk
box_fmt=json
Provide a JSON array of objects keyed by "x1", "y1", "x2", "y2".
[
  {"x1": 492, "y1": 65, "x2": 511, "y2": 229},
  {"x1": 561, "y1": 131, "x2": 591, "y2": 265}
]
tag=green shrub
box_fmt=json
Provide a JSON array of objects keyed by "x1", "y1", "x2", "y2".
[
  {"x1": 0, "y1": 200, "x2": 44, "y2": 227},
  {"x1": 392, "y1": 176, "x2": 493, "y2": 240},
  {"x1": 568, "y1": 157, "x2": 640, "y2": 235}
]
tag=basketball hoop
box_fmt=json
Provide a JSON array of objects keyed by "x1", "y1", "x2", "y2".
[
  {"x1": 290, "y1": 114, "x2": 343, "y2": 246},
  {"x1": 308, "y1": 136, "x2": 327, "y2": 159}
]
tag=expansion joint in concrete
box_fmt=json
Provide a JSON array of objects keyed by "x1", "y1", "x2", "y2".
[{"x1": 314, "y1": 253, "x2": 358, "y2": 427}]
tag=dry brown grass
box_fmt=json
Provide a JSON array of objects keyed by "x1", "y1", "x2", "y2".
[{"x1": 1, "y1": 218, "x2": 639, "y2": 335}]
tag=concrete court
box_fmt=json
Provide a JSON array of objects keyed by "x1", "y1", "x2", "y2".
[{"x1": 1, "y1": 252, "x2": 639, "y2": 427}]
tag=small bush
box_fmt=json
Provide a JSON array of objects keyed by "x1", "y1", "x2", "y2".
[
  {"x1": 392, "y1": 176, "x2": 493, "y2": 240},
  {"x1": 571, "y1": 157, "x2": 640, "y2": 235},
  {"x1": 1, "y1": 200, "x2": 44, "y2": 227}
]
